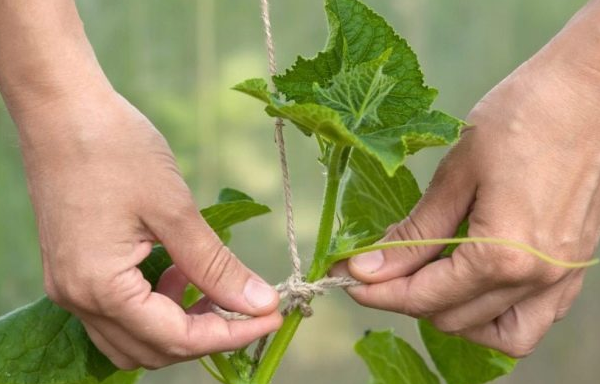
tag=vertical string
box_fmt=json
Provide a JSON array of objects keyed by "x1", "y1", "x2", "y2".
[
  {"x1": 252, "y1": 0, "x2": 303, "y2": 366},
  {"x1": 260, "y1": 0, "x2": 303, "y2": 285}
]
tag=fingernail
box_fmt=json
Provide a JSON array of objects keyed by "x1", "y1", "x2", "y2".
[
  {"x1": 244, "y1": 277, "x2": 277, "y2": 309},
  {"x1": 351, "y1": 250, "x2": 384, "y2": 274}
]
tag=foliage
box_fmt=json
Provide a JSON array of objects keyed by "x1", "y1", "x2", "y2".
[
  {"x1": 419, "y1": 320, "x2": 517, "y2": 384},
  {"x1": 234, "y1": 0, "x2": 514, "y2": 384},
  {"x1": 356, "y1": 330, "x2": 439, "y2": 384},
  {"x1": 0, "y1": 0, "x2": 517, "y2": 383}
]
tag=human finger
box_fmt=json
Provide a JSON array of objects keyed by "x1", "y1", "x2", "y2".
[{"x1": 348, "y1": 138, "x2": 476, "y2": 283}]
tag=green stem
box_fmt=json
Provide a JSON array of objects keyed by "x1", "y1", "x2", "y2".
[
  {"x1": 251, "y1": 145, "x2": 349, "y2": 384},
  {"x1": 328, "y1": 237, "x2": 599, "y2": 269},
  {"x1": 308, "y1": 145, "x2": 349, "y2": 281},
  {"x1": 210, "y1": 353, "x2": 245, "y2": 384}
]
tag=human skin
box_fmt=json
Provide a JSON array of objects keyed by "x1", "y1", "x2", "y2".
[
  {"x1": 0, "y1": 0, "x2": 282, "y2": 370},
  {"x1": 332, "y1": 0, "x2": 600, "y2": 358}
]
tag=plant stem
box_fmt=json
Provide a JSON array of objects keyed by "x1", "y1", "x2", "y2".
[
  {"x1": 251, "y1": 145, "x2": 349, "y2": 384},
  {"x1": 308, "y1": 145, "x2": 349, "y2": 281},
  {"x1": 327, "y1": 237, "x2": 600, "y2": 269},
  {"x1": 210, "y1": 353, "x2": 245, "y2": 384}
]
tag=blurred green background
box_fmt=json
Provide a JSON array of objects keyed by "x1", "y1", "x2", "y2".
[{"x1": 1, "y1": 0, "x2": 598, "y2": 383}]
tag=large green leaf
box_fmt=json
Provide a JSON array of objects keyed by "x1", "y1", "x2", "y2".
[
  {"x1": 235, "y1": 0, "x2": 462, "y2": 176},
  {"x1": 419, "y1": 320, "x2": 517, "y2": 384},
  {"x1": 0, "y1": 188, "x2": 270, "y2": 384},
  {"x1": 356, "y1": 330, "x2": 440, "y2": 384},
  {"x1": 275, "y1": 0, "x2": 437, "y2": 127},
  {"x1": 0, "y1": 298, "x2": 114, "y2": 384},
  {"x1": 325, "y1": 0, "x2": 437, "y2": 127},
  {"x1": 339, "y1": 150, "x2": 421, "y2": 240}
]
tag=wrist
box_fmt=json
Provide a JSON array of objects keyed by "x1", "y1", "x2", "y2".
[
  {"x1": 0, "y1": 0, "x2": 112, "y2": 118},
  {"x1": 16, "y1": 87, "x2": 122, "y2": 165},
  {"x1": 538, "y1": 0, "x2": 600, "y2": 89}
]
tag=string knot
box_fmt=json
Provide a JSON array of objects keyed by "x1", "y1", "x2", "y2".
[
  {"x1": 211, "y1": 275, "x2": 362, "y2": 321},
  {"x1": 277, "y1": 276, "x2": 316, "y2": 317}
]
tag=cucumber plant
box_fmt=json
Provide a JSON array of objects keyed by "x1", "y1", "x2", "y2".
[{"x1": 0, "y1": 0, "x2": 521, "y2": 383}]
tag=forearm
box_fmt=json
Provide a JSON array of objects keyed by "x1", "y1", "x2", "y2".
[
  {"x1": 538, "y1": 0, "x2": 600, "y2": 84},
  {"x1": 0, "y1": 0, "x2": 110, "y2": 117}
]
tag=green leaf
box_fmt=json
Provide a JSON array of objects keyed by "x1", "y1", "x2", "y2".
[
  {"x1": 0, "y1": 188, "x2": 270, "y2": 384},
  {"x1": 273, "y1": 50, "x2": 343, "y2": 104},
  {"x1": 0, "y1": 244, "x2": 169, "y2": 384},
  {"x1": 274, "y1": 0, "x2": 437, "y2": 127},
  {"x1": 394, "y1": 110, "x2": 464, "y2": 154},
  {"x1": 138, "y1": 245, "x2": 175, "y2": 290},
  {"x1": 231, "y1": 78, "x2": 271, "y2": 103},
  {"x1": 339, "y1": 150, "x2": 421, "y2": 240},
  {"x1": 325, "y1": 0, "x2": 437, "y2": 127},
  {"x1": 353, "y1": 110, "x2": 463, "y2": 175},
  {"x1": 201, "y1": 187, "x2": 271, "y2": 234},
  {"x1": 216, "y1": 187, "x2": 254, "y2": 203},
  {"x1": 235, "y1": 0, "x2": 464, "y2": 177},
  {"x1": 356, "y1": 329, "x2": 440, "y2": 384},
  {"x1": 182, "y1": 284, "x2": 203, "y2": 309},
  {"x1": 266, "y1": 100, "x2": 357, "y2": 145},
  {"x1": 419, "y1": 320, "x2": 517, "y2": 384},
  {"x1": 0, "y1": 298, "x2": 111, "y2": 384},
  {"x1": 313, "y1": 50, "x2": 397, "y2": 130},
  {"x1": 235, "y1": 79, "x2": 461, "y2": 177},
  {"x1": 234, "y1": 78, "x2": 351, "y2": 142}
]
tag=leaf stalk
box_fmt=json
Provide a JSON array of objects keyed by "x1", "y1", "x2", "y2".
[{"x1": 210, "y1": 353, "x2": 246, "y2": 384}]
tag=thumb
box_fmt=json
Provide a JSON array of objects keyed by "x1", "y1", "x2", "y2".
[
  {"x1": 148, "y1": 202, "x2": 279, "y2": 317},
  {"x1": 348, "y1": 144, "x2": 476, "y2": 283}
]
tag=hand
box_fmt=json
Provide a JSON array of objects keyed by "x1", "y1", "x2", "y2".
[
  {"x1": 332, "y1": 3, "x2": 600, "y2": 358},
  {"x1": 16, "y1": 89, "x2": 282, "y2": 370}
]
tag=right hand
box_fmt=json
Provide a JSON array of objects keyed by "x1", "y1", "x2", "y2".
[{"x1": 16, "y1": 88, "x2": 282, "y2": 370}]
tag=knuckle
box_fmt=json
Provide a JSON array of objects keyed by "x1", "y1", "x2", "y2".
[
  {"x1": 164, "y1": 344, "x2": 194, "y2": 360},
  {"x1": 200, "y1": 244, "x2": 239, "y2": 290},
  {"x1": 554, "y1": 307, "x2": 570, "y2": 323},
  {"x1": 387, "y1": 216, "x2": 427, "y2": 258},
  {"x1": 452, "y1": 243, "x2": 490, "y2": 279},
  {"x1": 403, "y1": 294, "x2": 434, "y2": 318},
  {"x1": 140, "y1": 359, "x2": 166, "y2": 371},
  {"x1": 54, "y1": 267, "x2": 150, "y2": 317},
  {"x1": 491, "y1": 248, "x2": 538, "y2": 284},
  {"x1": 95, "y1": 269, "x2": 151, "y2": 317},
  {"x1": 430, "y1": 316, "x2": 463, "y2": 334},
  {"x1": 43, "y1": 279, "x2": 62, "y2": 305},
  {"x1": 158, "y1": 200, "x2": 198, "y2": 229},
  {"x1": 165, "y1": 319, "x2": 198, "y2": 359},
  {"x1": 536, "y1": 266, "x2": 564, "y2": 286},
  {"x1": 51, "y1": 275, "x2": 95, "y2": 312},
  {"x1": 503, "y1": 341, "x2": 536, "y2": 359}
]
